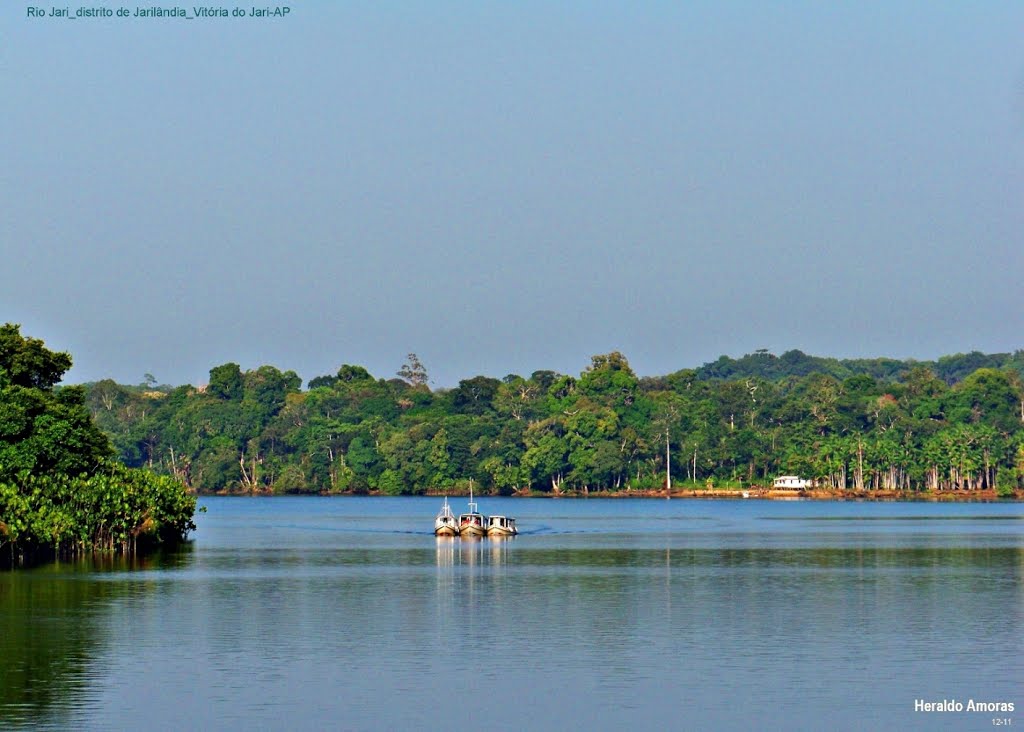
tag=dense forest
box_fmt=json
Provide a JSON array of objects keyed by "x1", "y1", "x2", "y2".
[
  {"x1": 0, "y1": 324, "x2": 198, "y2": 566},
  {"x1": 82, "y1": 348, "x2": 1024, "y2": 497}
]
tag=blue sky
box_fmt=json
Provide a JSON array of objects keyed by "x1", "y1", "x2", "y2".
[{"x1": 3, "y1": 3, "x2": 1022, "y2": 387}]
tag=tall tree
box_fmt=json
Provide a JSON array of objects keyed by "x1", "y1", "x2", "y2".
[
  {"x1": 397, "y1": 353, "x2": 429, "y2": 389},
  {"x1": 207, "y1": 363, "x2": 244, "y2": 400},
  {"x1": 0, "y1": 324, "x2": 112, "y2": 480}
]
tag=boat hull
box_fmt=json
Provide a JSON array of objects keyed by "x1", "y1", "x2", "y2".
[
  {"x1": 459, "y1": 523, "x2": 486, "y2": 537},
  {"x1": 486, "y1": 515, "x2": 517, "y2": 537},
  {"x1": 435, "y1": 497, "x2": 458, "y2": 536}
]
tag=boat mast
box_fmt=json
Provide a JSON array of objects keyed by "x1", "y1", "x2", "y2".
[{"x1": 468, "y1": 478, "x2": 478, "y2": 514}]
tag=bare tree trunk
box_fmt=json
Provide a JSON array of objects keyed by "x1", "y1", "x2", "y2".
[
  {"x1": 855, "y1": 438, "x2": 864, "y2": 491},
  {"x1": 239, "y1": 453, "x2": 260, "y2": 492}
]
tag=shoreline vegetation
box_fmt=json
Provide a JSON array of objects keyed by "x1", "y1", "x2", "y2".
[
  {"x1": 81, "y1": 346, "x2": 1024, "y2": 500},
  {"x1": 207, "y1": 486, "x2": 1020, "y2": 501},
  {"x1": 4, "y1": 319, "x2": 1023, "y2": 561},
  {"x1": 0, "y1": 325, "x2": 197, "y2": 569}
]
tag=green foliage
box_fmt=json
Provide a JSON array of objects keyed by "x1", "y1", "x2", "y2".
[
  {"x1": 0, "y1": 324, "x2": 197, "y2": 567},
  {"x1": 78, "y1": 346, "x2": 1024, "y2": 497},
  {"x1": 244, "y1": 365, "x2": 301, "y2": 415},
  {"x1": 450, "y1": 376, "x2": 501, "y2": 415},
  {"x1": 694, "y1": 348, "x2": 1024, "y2": 386},
  {"x1": 0, "y1": 324, "x2": 73, "y2": 389},
  {"x1": 273, "y1": 464, "x2": 307, "y2": 494},
  {"x1": 1, "y1": 463, "x2": 198, "y2": 564},
  {"x1": 995, "y1": 467, "x2": 1017, "y2": 498},
  {"x1": 207, "y1": 363, "x2": 244, "y2": 400},
  {"x1": 0, "y1": 326, "x2": 112, "y2": 481},
  {"x1": 377, "y1": 469, "x2": 404, "y2": 495}
]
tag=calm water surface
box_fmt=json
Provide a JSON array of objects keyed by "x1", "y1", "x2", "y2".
[{"x1": 1, "y1": 497, "x2": 1021, "y2": 731}]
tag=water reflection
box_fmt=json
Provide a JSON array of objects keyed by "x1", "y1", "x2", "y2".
[{"x1": 0, "y1": 548, "x2": 193, "y2": 730}]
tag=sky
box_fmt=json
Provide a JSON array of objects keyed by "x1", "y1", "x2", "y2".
[{"x1": 3, "y1": 2, "x2": 1023, "y2": 388}]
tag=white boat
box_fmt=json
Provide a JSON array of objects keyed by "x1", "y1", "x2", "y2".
[
  {"x1": 459, "y1": 513, "x2": 486, "y2": 537},
  {"x1": 458, "y1": 483, "x2": 486, "y2": 537},
  {"x1": 486, "y1": 515, "x2": 517, "y2": 537},
  {"x1": 434, "y1": 496, "x2": 458, "y2": 537}
]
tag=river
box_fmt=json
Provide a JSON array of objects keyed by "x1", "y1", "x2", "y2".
[{"x1": 1, "y1": 496, "x2": 1021, "y2": 731}]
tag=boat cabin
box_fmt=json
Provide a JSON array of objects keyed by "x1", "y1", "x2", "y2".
[
  {"x1": 486, "y1": 515, "x2": 517, "y2": 535},
  {"x1": 434, "y1": 497, "x2": 460, "y2": 536}
]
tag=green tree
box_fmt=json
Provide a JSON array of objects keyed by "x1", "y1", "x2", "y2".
[
  {"x1": 243, "y1": 365, "x2": 301, "y2": 417},
  {"x1": 427, "y1": 427, "x2": 454, "y2": 487},
  {"x1": 522, "y1": 420, "x2": 570, "y2": 492},
  {"x1": 0, "y1": 324, "x2": 73, "y2": 389},
  {"x1": 207, "y1": 363, "x2": 243, "y2": 400},
  {"x1": 0, "y1": 325, "x2": 112, "y2": 480},
  {"x1": 450, "y1": 376, "x2": 501, "y2": 416},
  {"x1": 74, "y1": 342, "x2": 1024, "y2": 498},
  {"x1": 0, "y1": 325, "x2": 196, "y2": 565}
]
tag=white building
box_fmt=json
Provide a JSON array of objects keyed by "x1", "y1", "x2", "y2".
[{"x1": 773, "y1": 475, "x2": 813, "y2": 489}]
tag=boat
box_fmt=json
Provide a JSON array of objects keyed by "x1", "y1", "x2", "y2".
[
  {"x1": 434, "y1": 496, "x2": 458, "y2": 537},
  {"x1": 458, "y1": 482, "x2": 486, "y2": 537},
  {"x1": 486, "y1": 515, "x2": 517, "y2": 537}
]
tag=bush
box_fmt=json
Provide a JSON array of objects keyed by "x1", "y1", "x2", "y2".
[
  {"x1": 0, "y1": 462, "x2": 198, "y2": 566},
  {"x1": 995, "y1": 467, "x2": 1018, "y2": 498}
]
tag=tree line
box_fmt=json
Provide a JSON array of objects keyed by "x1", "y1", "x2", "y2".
[
  {"x1": 0, "y1": 324, "x2": 198, "y2": 567},
  {"x1": 83, "y1": 348, "x2": 1024, "y2": 497}
]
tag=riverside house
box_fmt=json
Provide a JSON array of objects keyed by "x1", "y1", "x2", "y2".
[{"x1": 773, "y1": 475, "x2": 813, "y2": 489}]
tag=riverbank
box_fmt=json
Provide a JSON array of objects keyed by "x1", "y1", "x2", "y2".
[
  {"x1": 207, "y1": 486, "x2": 1022, "y2": 501},
  {"x1": 506, "y1": 487, "x2": 1020, "y2": 501}
]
